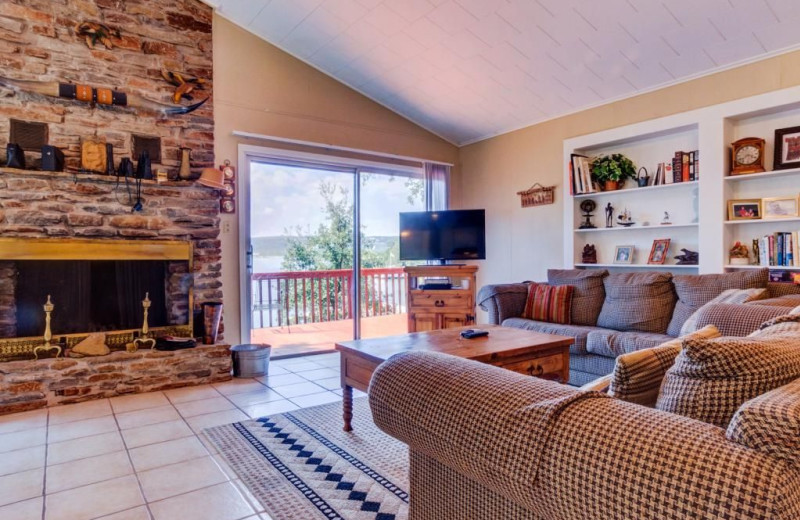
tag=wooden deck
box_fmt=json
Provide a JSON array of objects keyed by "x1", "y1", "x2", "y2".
[{"x1": 251, "y1": 313, "x2": 408, "y2": 358}]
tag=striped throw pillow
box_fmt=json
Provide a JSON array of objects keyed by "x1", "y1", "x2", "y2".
[{"x1": 522, "y1": 283, "x2": 574, "y2": 325}]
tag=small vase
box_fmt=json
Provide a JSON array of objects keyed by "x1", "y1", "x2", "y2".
[
  {"x1": 202, "y1": 302, "x2": 223, "y2": 345},
  {"x1": 604, "y1": 180, "x2": 619, "y2": 191}
]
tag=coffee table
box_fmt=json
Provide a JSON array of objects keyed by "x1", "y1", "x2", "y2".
[{"x1": 334, "y1": 324, "x2": 573, "y2": 431}]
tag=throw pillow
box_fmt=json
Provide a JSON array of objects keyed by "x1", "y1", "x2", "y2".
[
  {"x1": 608, "y1": 325, "x2": 721, "y2": 407},
  {"x1": 547, "y1": 269, "x2": 608, "y2": 326},
  {"x1": 522, "y1": 283, "x2": 574, "y2": 325},
  {"x1": 596, "y1": 272, "x2": 676, "y2": 334},
  {"x1": 667, "y1": 269, "x2": 769, "y2": 337},
  {"x1": 749, "y1": 313, "x2": 800, "y2": 337},
  {"x1": 656, "y1": 334, "x2": 800, "y2": 427},
  {"x1": 679, "y1": 288, "x2": 768, "y2": 335}
]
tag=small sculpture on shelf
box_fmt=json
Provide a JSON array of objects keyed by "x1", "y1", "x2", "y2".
[
  {"x1": 605, "y1": 202, "x2": 614, "y2": 228},
  {"x1": 582, "y1": 244, "x2": 597, "y2": 264},
  {"x1": 729, "y1": 242, "x2": 749, "y2": 265},
  {"x1": 616, "y1": 208, "x2": 635, "y2": 227},
  {"x1": 675, "y1": 249, "x2": 699, "y2": 265},
  {"x1": 579, "y1": 199, "x2": 597, "y2": 229},
  {"x1": 661, "y1": 211, "x2": 672, "y2": 225},
  {"x1": 752, "y1": 239, "x2": 760, "y2": 265}
]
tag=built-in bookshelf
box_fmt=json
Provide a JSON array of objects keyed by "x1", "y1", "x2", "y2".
[{"x1": 562, "y1": 85, "x2": 800, "y2": 278}]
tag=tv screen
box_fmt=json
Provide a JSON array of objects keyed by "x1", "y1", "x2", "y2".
[{"x1": 399, "y1": 209, "x2": 486, "y2": 262}]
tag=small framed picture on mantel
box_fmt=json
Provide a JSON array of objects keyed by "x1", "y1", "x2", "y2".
[
  {"x1": 647, "y1": 239, "x2": 671, "y2": 265},
  {"x1": 773, "y1": 126, "x2": 800, "y2": 170}
]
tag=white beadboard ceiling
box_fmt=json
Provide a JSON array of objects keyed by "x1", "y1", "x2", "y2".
[{"x1": 205, "y1": 0, "x2": 800, "y2": 145}]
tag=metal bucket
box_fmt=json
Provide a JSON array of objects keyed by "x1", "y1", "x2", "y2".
[{"x1": 231, "y1": 344, "x2": 271, "y2": 378}]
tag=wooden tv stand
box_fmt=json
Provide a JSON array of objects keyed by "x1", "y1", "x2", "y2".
[{"x1": 403, "y1": 265, "x2": 478, "y2": 332}]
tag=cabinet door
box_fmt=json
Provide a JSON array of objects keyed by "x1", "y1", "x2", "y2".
[
  {"x1": 411, "y1": 313, "x2": 439, "y2": 332},
  {"x1": 441, "y1": 313, "x2": 468, "y2": 329}
]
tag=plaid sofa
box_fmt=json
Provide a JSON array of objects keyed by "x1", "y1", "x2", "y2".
[
  {"x1": 370, "y1": 351, "x2": 800, "y2": 520},
  {"x1": 479, "y1": 276, "x2": 800, "y2": 386}
]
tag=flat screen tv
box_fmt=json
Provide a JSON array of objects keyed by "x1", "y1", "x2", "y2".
[{"x1": 399, "y1": 209, "x2": 486, "y2": 263}]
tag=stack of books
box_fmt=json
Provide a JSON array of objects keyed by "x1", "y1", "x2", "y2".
[
  {"x1": 757, "y1": 231, "x2": 799, "y2": 267},
  {"x1": 649, "y1": 150, "x2": 700, "y2": 186},
  {"x1": 569, "y1": 154, "x2": 597, "y2": 195}
]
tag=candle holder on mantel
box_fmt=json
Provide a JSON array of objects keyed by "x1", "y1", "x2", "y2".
[{"x1": 34, "y1": 295, "x2": 61, "y2": 359}]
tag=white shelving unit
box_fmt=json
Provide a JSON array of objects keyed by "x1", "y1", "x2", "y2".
[{"x1": 562, "y1": 85, "x2": 800, "y2": 275}]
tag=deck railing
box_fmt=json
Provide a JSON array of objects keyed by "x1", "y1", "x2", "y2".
[{"x1": 252, "y1": 267, "x2": 407, "y2": 328}]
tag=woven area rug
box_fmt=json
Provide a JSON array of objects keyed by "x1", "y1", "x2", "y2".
[{"x1": 203, "y1": 398, "x2": 409, "y2": 520}]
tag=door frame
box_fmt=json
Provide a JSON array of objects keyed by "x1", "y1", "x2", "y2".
[{"x1": 237, "y1": 144, "x2": 422, "y2": 345}]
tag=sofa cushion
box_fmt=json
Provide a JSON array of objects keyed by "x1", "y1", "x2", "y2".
[
  {"x1": 547, "y1": 269, "x2": 607, "y2": 326},
  {"x1": 608, "y1": 325, "x2": 721, "y2": 407},
  {"x1": 656, "y1": 334, "x2": 800, "y2": 427},
  {"x1": 501, "y1": 318, "x2": 605, "y2": 355},
  {"x1": 680, "y1": 288, "x2": 768, "y2": 335},
  {"x1": 522, "y1": 283, "x2": 574, "y2": 324},
  {"x1": 586, "y1": 330, "x2": 675, "y2": 358},
  {"x1": 667, "y1": 269, "x2": 769, "y2": 337},
  {"x1": 750, "y1": 314, "x2": 800, "y2": 337},
  {"x1": 727, "y1": 378, "x2": 800, "y2": 468},
  {"x1": 687, "y1": 303, "x2": 790, "y2": 337},
  {"x1": 596, "y1": 272, "x2": 676, "y2": 334},
  {"x1": 748, "y1": 294, "x2": 800, "y2": 308}
]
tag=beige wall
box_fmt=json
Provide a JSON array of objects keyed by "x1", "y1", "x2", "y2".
[
  {"x1": 212, "y1": 16, "x2": 458, "y2": 344},
  {"x1": 459, "y1": 50, "x2": 800, "y2": 295}
]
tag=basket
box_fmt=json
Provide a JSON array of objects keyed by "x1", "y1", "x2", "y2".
[{"x1": 517, "y1": 183, "x2": 555, "y2": 207}]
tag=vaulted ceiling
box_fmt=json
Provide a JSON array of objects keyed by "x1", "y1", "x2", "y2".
[{"x1": 205, "y1": 0, "x2": 800, "y2": 145}]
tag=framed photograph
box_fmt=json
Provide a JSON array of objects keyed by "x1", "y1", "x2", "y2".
[
  {"x1": 773, "y1": 126, "x2": 800, "y2": 170},
  {"x1": 614, "y1": 245, "x2": 634, "y2": 264},
  {"x1": 728, "y1": 199, "x2": 762, "y2": 221},
  {"x1": 762, "y1": 196, "x2": 799, "y2": 219},
  {"x1": 648, "y1": 239, "x2": 671, "y2": 265}
]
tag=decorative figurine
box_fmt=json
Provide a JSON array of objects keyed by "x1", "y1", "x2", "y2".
[
  {"x1": 675, "y1": 249, "x2": 699, "y2": 265},
  {"x1": 752, "y1": 239, "x2": 760, "y2": 265},
  {"x1": 34, "y1": 295, "x2": 61, "y2": 359},
  {"x1": 605, "y1": 202, "x2": 614, "y2": 228},
  {"x1": 582, "y1": 244, "x2": 598, "y2": 264},
  {"x1": 616, "y1": 208, "x2": 635, "y2": 227},
  {"x1": 729, "y1": 242, "x2": 749, "y2": 265},
  {"x1": 661, "y1": 211, "x2": 672, "y2": 225},
  {"x1": 579, "y1": 199, "x2": 597, "y2": 229}
]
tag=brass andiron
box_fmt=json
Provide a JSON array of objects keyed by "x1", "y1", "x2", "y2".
[
  {"x1": 132, "y1": 293, "x2": 157, "y2": 351},
  {"x1": 141, "y1": 292, "x2": 151, "y2": 338},
  {"x1": 34, "y1": 295, "x2": 61, "y2": 359}
]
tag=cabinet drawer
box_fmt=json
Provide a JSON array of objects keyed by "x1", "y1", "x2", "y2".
[
  {"x1": 410, "y1": 292, "x2": 470, "y2": 309},
  {"x1": 498, "y1": 353, "x2": 564, "y2": 377}
]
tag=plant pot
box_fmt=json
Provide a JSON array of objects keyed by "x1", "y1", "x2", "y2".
[
  {"x1": 604, "y1": 180, "x2": 620, "y2": 191},
  {"x1": 729, "y1": 257, "x2": 750, "y2": 265}
]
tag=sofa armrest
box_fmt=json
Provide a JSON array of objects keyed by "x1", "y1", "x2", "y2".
[
  {"x1": 477, "y1": 283, "x2": 529, "y2": 324},
  {"x1": 370, "y1": 351, "x2": 800, "y2": 519},
  {"x1": 691, "y1": 303, "x2": 790, "y2": 336}
]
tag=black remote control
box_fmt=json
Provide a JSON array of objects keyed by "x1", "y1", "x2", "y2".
[{"x1": 460, "y1": 329, "x2": 489, "y2": 339}]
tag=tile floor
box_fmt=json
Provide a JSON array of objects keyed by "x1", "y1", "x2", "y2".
[{"x1": 0, "y1": 352, "x2": 362, "y2": 520}]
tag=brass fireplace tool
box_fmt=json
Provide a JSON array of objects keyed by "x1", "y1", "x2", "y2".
[
  {"x1": 34, "y1": 295, "x2": 61, "y2": 359},
  {"x1": 130, "y1": 293, "x2": 157, "y2": 352}
]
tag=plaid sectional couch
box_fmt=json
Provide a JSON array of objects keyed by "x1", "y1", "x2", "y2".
[{"x1": 478, "y1": 269, "x2": 800, "y2": 386}]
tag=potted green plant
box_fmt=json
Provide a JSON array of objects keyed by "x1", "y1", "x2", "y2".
[{"x1": 591, "y1": 154, "x2": 636, "y2": 191}]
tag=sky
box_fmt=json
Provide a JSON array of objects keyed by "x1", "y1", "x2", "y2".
[{"x1": 249, "y1": 162, "x2": 424, "y2": 238}]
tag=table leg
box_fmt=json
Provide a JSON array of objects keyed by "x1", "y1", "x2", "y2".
[{"x1": 342, "y1": 385, "x2": 353, "y2": 432}]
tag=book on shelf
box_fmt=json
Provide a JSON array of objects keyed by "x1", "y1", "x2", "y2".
[
  {"x1": 669, "y1": 150, "x2": 699, "y2": 184},
  {"x1": 757, "y1": 231, "x2": 799, "y2": 267},
  {"x1": 570, "y1": 154, "x2": 597, "y2": 195}
]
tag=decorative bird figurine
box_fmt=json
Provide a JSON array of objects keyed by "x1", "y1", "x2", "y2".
[
  {"x1": 76, "y1": 22, "x2": 120, "y2": 50},
  {"x1": 161, "y1": 69, "x2": 207, "y2": 103}
]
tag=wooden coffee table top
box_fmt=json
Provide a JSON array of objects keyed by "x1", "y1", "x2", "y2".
[{"x1": 335, "y1": 324, "x2": 573, "y2": 365}]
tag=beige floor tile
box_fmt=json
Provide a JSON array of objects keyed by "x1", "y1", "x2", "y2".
[
  {"x1": 110, "y1": 392, "x2": 170, "y2": 414},
  {"x1": 185, "y1": 409, "x2": 249, "y2": 433},
  {"x1": 148, "y1": 481, "x2": 255, "y2": 520},
  {"x1": 0, "y1": 468, "x2": 43, "y2": 507},
  {"x1": 264, "y1": 365, "x2": 290, "y2": 375},
  {"x1": 47, "y1": 431, "x2": 125, "y2": 466},
  {"x1": 116, "y1": 405, "x2": 181, "y2": 430},
  {"x1": 96, "y1": 506, "x2": 152, "y2": 520},
  {"x1": 45, "y1": 475, "x2": 145, "y2": 520},
  {"x1": 48, "y1": 415, "x2": 118, "y2": 444},
  {"x1": 121, "y1": 419, "x2": 193, "y2": 449},
  {"x1": 272, "y1": 381, "x2": 327, "y2": 399},
  {"x1": 290, "y1": 392, "x2": 341, "y2": 409},
  {"x1": 211, "y1": 453, "x2": 237, "y2": 479},
  {"x1": 0, "y1": 409, "x2": 47, "y2": 435},
  {"x1": 198, "y1": 432, "x2": 220, "y2": 454},
  {"x1": 174, "y1": 396, "x2": 236, "y2": 418},
  {"x1": 315, "y1": 376, "x2": 342, "y2": 390},
  {"x1": 225, "y1": 389, "x2": 284, "y2": 408},
  {"x1": 46, "y1": 451, "x2": 133, "y2": 494},
  {"x1": 256, "y1": 373, "x2": 307, "y2": 387},
  {"x1": 129, "y1": 436, "x2": 209, "y2": 472},
  {"x1": 232, "y1": 479, "x2": 266, "y2": 514},
  {"x1": 0, "y1": 496, "x2": 43, "y2": 520},
  {"x1": 48, "y1": 399, "x2": 111, "y2": 426},
  {"x1": 278, "y1": 360, "x2": 325, "y2": 373},
  {"x1": 138, "y1": 456, "x2": 229, "y2": 502},
  {"x1": 0, "y1": 445, "x2": 45, "y2": 476},
  {"x1": 296, "y1": 367, "x2": 340, "y2": 380},
  {"x1": 241, "y1": 399, "x2": 300, "y2": 419},
  {"x1": 213, "y1": 380, "x2": 268, "y2": 396},
  {"x1": 164, "y1": 385, "x2": 221, "y2": 404},
  {"x1": 0, "y1": 426, "x2": 47, "y2": 454}
]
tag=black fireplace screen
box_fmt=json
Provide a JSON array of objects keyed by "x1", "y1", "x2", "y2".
[{"x1": 13, "y1": 260, "x2": 185, "y2": 338}]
